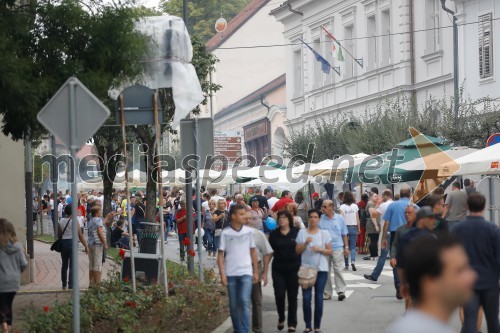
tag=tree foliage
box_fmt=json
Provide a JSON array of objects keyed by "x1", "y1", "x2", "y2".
[
  {"x1": 284, "y1": 90, "x2": 500, "y2": 162},
  {"x1": 0, "y1": 0, "x2": 149, "y2": 141},
  {"x1": 159, "y1": 0, "x2": 251, "y2": 42}
]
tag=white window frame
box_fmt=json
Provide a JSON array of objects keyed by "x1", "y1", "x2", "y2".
[{"x1": 425, "y1": 0, "x2": 441, "y2": 54}]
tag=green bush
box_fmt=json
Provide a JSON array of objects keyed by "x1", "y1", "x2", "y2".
[{"x1": 23, "y1": 262, "x2": 227, "y2": 333}]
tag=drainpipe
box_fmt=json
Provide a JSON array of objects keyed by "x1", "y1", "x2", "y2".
[
  {"x1": 409, "y1": 0, "x2": 416, "y2": 112},
  {"x1": 287, "y1": 2, "x2": 303, "y2": 16},
  {"x1": 440, "y1": 0, "x2": 459, "y2": 126}
]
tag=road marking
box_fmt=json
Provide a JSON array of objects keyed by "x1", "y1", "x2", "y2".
[
  {"x1": 345, "y1": 290, "x2": 354, "y2": 299},
  {"x1": 346, "y1": 282, "x2": 381, "y2": 290},
  {"x1": 342, "y1": 273, "x2": 365, "y2": 281}
]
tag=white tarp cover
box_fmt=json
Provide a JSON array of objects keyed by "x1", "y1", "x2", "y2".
[{"x1": 110, "y1": 16, "x2": 204, "y2": 127}]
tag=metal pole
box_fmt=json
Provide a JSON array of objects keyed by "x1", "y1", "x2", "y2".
[
  {"x1": 183, "y1": 0, "x2": 188, "y2": 28},
  {"x1": 120, "y1": 95, "x2": 137, "y2": 293},
  {"x1": 489, "y1": 177, "x2": 495, "y2": 223},
  {"x1": 154, "y1": 93, "x2": 169, "y2": 295},
  {"x1": 24, "y1": 131, "x2": 35, "y2": 281},
  {"x1": 51, "y1": 135, "x2": 58, "y2": 237},
  {"x1": 186, "y1": 170, "x2": 194, "y2": 274},
  {"x1": 209, "y1": 71, "x2": 214, "y2": 119},
  {"x1": 194, "y1": 118, "x2": 204, "y2": 282},
  {"x1": 68, "y1": 81, "x2": 80, "y2": 333}
]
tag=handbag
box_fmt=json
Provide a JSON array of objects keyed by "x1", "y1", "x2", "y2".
[
  {"x1": 298, "y1": 231, "x2": 323, "y2": 289},
  {"x1": 51, "y1": 219, "x2": 71, "y2": 252}
]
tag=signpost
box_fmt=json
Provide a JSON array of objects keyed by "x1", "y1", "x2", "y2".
[
  {"x1": 117, "y1": 85, "x2": 168, "y2": 296},
  {"x1": 214, "y1": 130, "x2": 243, "y2": 169},
  {"x1": 37, "y1": 77, "x2": 110, "y2": 333},
  {"x1": 180, "y1": 118, "x2": 214, "y2": 279}
]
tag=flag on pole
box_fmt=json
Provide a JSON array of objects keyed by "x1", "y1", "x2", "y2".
[
  {"x1": 322, "y1": 26, "x2": 344, "y2": 62},
  {"x1": 300, "y1": 39, "x2": 331, "y2": 74}
]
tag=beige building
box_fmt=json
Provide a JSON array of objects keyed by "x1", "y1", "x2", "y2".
[
  {"x1": 0, "y1": 117, "x2": 28, "y2": 281},
  {"x1": 205, "y1": 0, "x2": 289, "y2": 165}
]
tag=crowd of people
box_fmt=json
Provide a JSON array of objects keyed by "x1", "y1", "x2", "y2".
[{"x1": 3, "y1": 177, "x2": 498, "y2": 333}]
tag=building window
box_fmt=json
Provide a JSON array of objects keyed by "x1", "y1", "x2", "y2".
[
  {"x1": 380, "y1": 10, "x2": 391, "y2": 66},
  {"x1": 293, "y1": 48, "x2": 303, "y2": 97},
  {"x1": 367, "y1": 15, "x2": 377, "y2": 70},
  {"x1": 479, "y1": 13, "x2": 493, "y2": 79},
  {"x1": 425, "y1": 0, "x2": 441, "y2": 53},
  {"x1": 344, "y1": 25, "x2": 355, "y2": 79}
]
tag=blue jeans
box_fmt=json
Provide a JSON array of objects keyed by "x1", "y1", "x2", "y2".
[
  {"x1": 227, "y1": 275, "x2": 253, "y2": 333},
  {"x1": 370, "y1": 234, "x2": 400, "y2": 291},
  {"x1": 206, "y1": 229, "x2": 215, "y2": 254},
  {"x1": 302, "y1": 271, "x2": 328, "y2": 330},
  {"x1": 344, "y1": 226, "x2": 358, "y2": 266},
  {"x1": 214, "y1": 235, "x2": 221, "y2": 252}
]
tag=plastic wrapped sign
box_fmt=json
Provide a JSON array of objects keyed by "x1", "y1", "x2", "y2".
[{"x1": 110, "y1": 16, "x2": 204, "y2": 128}]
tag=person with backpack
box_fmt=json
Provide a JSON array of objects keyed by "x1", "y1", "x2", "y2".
[{"x1": 0, "y1": 219, "x2": 27, "y2": 333}]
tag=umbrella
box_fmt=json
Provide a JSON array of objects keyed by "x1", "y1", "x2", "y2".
[
  {"x1": 347, "y1": 131, "x2": 450, "y2": 184},
  {"x1": 438, "y1": 144, "x2": 500, "y2": 177}
]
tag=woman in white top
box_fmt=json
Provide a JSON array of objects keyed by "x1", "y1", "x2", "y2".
[
  {"x1": 296, "y1": 209, "x2": 332, "y2": 333},
  {"x1": 58, "y1": 205, "x2": 87, "y2": 290},
  {"x1": 339, "y1": 191, "x2": 360, "y2": 271}
]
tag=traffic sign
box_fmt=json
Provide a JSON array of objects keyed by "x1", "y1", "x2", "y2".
[
  {"x1": 486, "y1": 133, "x2": 500, "y2": 147},
  {"x1": 37, "y1": 77, "x2": 110, "y2": 149}
]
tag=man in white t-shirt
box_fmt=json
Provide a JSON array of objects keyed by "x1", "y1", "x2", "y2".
[
  {"x1": 58, "y1": 197, "x2": 66, "y2": 218},
  {"x1": 265, "y1": 189, "x2": 279, "y2": 212},
  {"x1": 209, "y1": 188, "x2": 224, "y2": 204},
  {"x1": 218, "y1": 204, "x2": 258, "y2": 333}
]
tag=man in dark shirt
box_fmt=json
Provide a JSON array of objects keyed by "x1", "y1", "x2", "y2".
[
  {"x1": 111, "y1": 219, "x2": 130, "y2": 248},
  {"x1": 249, "y1": 188, "x2": 269, "y2": 213},
  {"x1": 453, "y1": 193, "x2": 500, "y2": 333},
  {"x1": 312, "y1": 192, "x2": 323, "y2": 211}
]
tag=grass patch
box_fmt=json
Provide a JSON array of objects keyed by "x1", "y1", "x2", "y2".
[{"x1": 34, "y1": 234, "x2": 55, "y2": 243}]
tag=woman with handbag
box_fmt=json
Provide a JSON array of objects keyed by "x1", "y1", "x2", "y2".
[
  {"x1": 212, "y1": 199, "x2": 228, "y2": 252},
  {"x1": 268, "y1": 210, "x2": 300, "y2": 332},
  {"x1": 58, "y1": 205, "x2": 88, "y2": 290},
  {"x1": 296, "y1": 209, "x2": 332, "y2": 333}
]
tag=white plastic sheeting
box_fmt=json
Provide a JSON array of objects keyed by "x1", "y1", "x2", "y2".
[{"x1": 109, "y1": 16, "x2": 204, "y2": 127}]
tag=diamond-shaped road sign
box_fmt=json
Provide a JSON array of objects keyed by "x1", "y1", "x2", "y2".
[{"x1": 37, "y1": 77, "x2": 110, "y2": 149}]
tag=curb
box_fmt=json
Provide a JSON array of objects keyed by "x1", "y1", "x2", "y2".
[{"x1": 211, "y1": 316, "x2": 232, "y2": 333}]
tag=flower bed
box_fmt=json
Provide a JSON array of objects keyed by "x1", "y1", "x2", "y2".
[{"x1": 22, "y1": 262, "x2": 227, "y2": 333}]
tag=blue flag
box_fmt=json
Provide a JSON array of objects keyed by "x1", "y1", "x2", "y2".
[{"x1": 300, "y1": 39, "x2": 331, "y2": 74}]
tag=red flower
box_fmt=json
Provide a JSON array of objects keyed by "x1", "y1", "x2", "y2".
[
  {"x1": 124, "y1": 300, "x2": 137, "y2": 308},
  {"x1": 168, "y1": 281, "x2": 174, "y2": 289},
  {"x1": 182, "y1": 238, "x2": 191, "y2": 246},
  {"x1": 119, "y1": 249, "x2": 126, "y2": 260},
  {"x1": 43, "y1": 306, "x2": 49, "y2": 312},
  {"x1": 123, "y1": 276, "x2": 129, "y2": 283},
  {"x1": 188, "y1": 249, "x2": 196, "y2": 257}
]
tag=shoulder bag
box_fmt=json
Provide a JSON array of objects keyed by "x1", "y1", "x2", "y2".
[
  {"x1": 51, "y1": 219, "x2": 71, "y2": 252},
  {"x1": 298, "y1": 230, "x2": 323, "y2": 289}
]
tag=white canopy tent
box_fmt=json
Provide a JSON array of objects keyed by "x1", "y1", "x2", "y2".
[
  {"x1": 438, "y1": 144, "x2": 500, "y2": 177},
  {"x1": 398, "y1": 147, "x2": 478, "y2": 173},
  {"x1": 299, "y1": 153, "x2": 369, "y2": 179}
]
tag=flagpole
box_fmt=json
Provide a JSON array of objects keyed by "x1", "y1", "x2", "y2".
[{"x1": 322, "y1": 26, "x2": 363, "y2": 68}]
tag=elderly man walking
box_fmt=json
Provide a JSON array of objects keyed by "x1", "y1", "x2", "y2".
[{"x1": 319, "y1": 200, "x2": 349, "y2": 301}]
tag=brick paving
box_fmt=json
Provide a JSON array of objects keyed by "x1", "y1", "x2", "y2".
[{"x1": 21, "y1": 241, "x2": 112, "y2": 292}]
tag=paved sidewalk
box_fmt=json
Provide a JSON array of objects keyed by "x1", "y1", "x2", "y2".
[{"x1": 21, "y1": 240, "x2": 113, "y2": 292}]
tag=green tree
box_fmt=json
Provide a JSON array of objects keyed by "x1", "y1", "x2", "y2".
[
  {"x1": 284, "y1": 91, "x2": 500, "y2": 161},
  {"x1": 160, "y1": 0, "x2": 251, "y2": 42}
]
